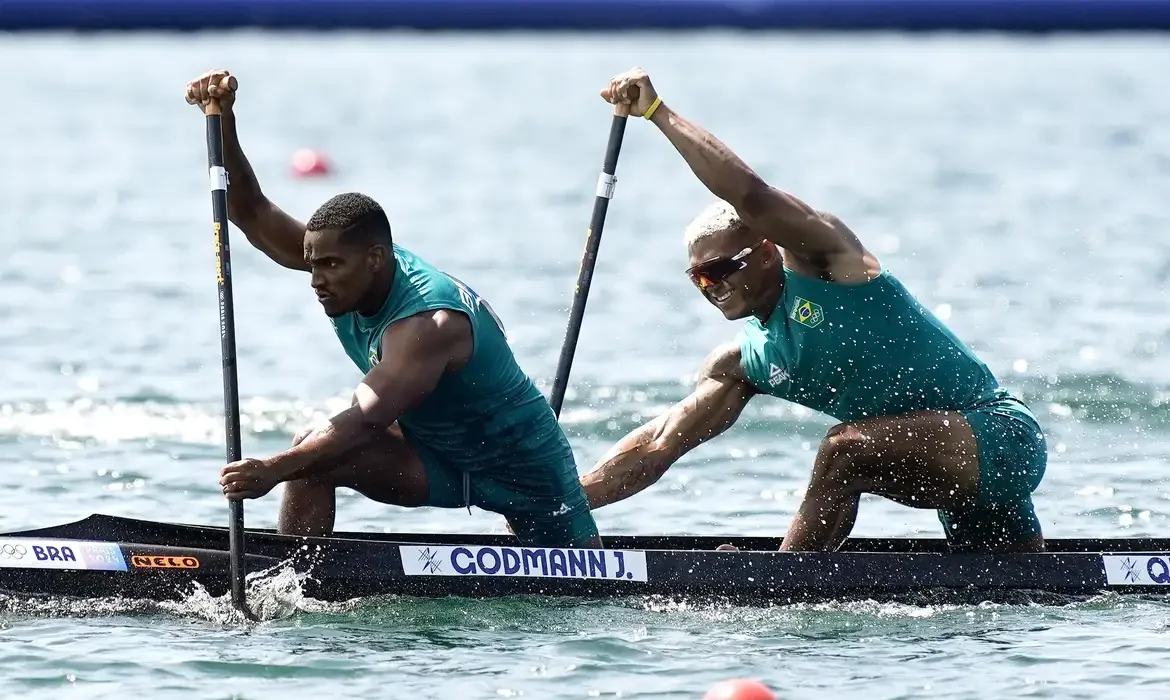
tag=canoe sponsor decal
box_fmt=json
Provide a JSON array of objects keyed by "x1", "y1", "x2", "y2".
[
  {"x1": 400, "y1": 545, "x2": 648, "y2": 582},
  {"x1": 1103, "y1": 554, "x2": 1170, "y2": 585},
  {"x1": 0, "y1": 538, "x2": 128, "y2": 571},
  {"x1": 130, "y1": 555, "x2": 200, "y2": 569}
]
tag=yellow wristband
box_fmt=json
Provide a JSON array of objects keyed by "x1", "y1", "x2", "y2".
[{"x1": 643, "y1": 95, "x2": 663, "y2": 120}]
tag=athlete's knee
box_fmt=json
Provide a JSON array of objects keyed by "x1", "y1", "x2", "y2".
[
  {"x1": 283, "y1": 470, "x2": 338, "y2": 493},
  {"x1": 812, "y1": 423, "x2": 870, "y2": 488},
  {"x1": 292, "y1": 425, "x2": 318, "y2": 447},
  {"x1": 288, "y1": 429, "x2": 339, "y2": 487}
]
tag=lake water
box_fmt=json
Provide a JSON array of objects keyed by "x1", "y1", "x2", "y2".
[{"x1": 1, "y1": 31, "x2": 1169, "y2": 699}]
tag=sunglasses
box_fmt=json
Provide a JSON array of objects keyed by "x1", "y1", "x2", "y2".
[{"x1": 686, "y1": 239, "x2": 767, "y2": 289}]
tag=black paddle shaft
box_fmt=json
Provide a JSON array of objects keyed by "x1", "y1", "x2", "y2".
[
  {"x1": 549, "y1": 104, "x2": 631, "y2": 417},
  {"x1": 203, "y1": 85, "x2": 249, "y2": 616}
]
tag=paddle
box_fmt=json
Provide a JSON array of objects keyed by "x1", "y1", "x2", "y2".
[
  {"x1": 549, "y1": 102, "x2": 631, "y2": 417},
  {"x1": 202, "y1": 76, "x2": 252, "y2": 618}
]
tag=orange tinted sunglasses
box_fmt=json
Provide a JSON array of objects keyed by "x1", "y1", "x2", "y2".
[{"x1": 686, "y1": 239, "x2": 767, "y2": 289}]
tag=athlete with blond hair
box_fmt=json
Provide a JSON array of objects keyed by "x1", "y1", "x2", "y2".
[{"x1": 578, "y1": 67, "x2": 1048, "y2": 553}]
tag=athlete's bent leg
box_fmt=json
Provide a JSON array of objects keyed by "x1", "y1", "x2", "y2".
[
  {"x1": 937, "y1": 402, "x2": 1047, "y2": 553},
  {"x1": 506, "y1": 510, "x2": 603, "y2": 549},
  {"x1": 475, "y1": 459, "x2": 602, "y2": 548},
  {"x1": 278, "y1": 423, "x2": 430, "y2": 537},
  {"x1": 780, "y1": 410, "x2": 981, "y2": 552}
]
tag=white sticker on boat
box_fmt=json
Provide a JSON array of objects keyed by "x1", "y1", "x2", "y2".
[
  {"x1": 0, "y1": 538, "x2": 128, "y2": 572},
  {"x1": 1102, "y1": 554, "x2": 1170, "y2": 585},
  {"x1": 400, "y1": 545, "x2": 647, "y2": 582}
]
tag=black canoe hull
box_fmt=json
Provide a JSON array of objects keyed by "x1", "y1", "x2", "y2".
[{"x1": 2, "y1": 514, "x2": 1169, "y2": 604}]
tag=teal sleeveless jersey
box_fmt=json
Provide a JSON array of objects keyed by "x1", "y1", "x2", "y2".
[
  {"x1": 737, "y1": 265, "x2": 1006, "y2": 422},
  {"x1": 330, "y1": 244, "x2": 573, "y2": 473}
]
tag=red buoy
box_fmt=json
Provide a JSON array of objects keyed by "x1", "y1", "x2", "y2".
[
  {"x1": 291, "y1": 148, "x2": 331, "y2": 177},
  {"x1": 703, "y1": 679, "x2": 776, "y2": 700}
]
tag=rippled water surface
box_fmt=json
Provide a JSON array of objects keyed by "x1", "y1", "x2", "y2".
[{"x1": 1, "y1": 31, "x2": 1169, "y2": 699}]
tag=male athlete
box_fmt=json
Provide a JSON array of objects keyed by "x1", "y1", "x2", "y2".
[
  {"x1": 184, "y1": 70, "x2": 600, "y2": 548},
  {"x1": 579, "y1": 67, "x2": 1047, "y2": 553}
]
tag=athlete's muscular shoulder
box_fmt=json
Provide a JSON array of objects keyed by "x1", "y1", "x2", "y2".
[
  {"x1": 771, "y1": 211, "x2": 881, "y2": 284},
  {"x1": 379, "y1": 309, "x2": 474, "y2": 371},
  {"x1": 697, "y1": 341, "x2": 752, "y2": 388}
]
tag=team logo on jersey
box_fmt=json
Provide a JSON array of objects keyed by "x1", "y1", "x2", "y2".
[
  {"x1": 768, "y1": 363, "x2": 789, "y2": 387},
  {"x1": 447, "y1": 274, "x2": 508, "y2": 338},
  {"x1": 368, "y1": 348, "x2": 379, "y2": 368},
  {"x1": 791, "y1": 297, "x2": 824, "y2": 329},
  {"x1": 457, "y1": 285, "x2": 476, "y2": 315}
]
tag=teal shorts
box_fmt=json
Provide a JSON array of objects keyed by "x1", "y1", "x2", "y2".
[
  {"x1": 937, "y1": 395, "x2": 1048, "y2": 552},
  {"x1": 416, "y1": 444, "x2": 599, "y2": 548}
]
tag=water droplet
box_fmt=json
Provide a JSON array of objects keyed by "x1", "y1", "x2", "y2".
[{"x1": 60, "y1": 265, "x2": 83, "y2": 284}]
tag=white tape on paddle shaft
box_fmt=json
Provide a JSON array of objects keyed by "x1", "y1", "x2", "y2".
[
  {"x1": 596, "y1": 173, "x2": 617, "y2": 199},
  {"x1": 209, "y1": 166, "x2": 228, "y2": 192}
]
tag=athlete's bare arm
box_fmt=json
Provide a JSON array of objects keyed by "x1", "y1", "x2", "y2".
[
  {"x1": 221, "y1": 310, "x2": 472, "y2": 500},
  {"x1": 580, "y1": 342, "x2": 756, "y2": 509},
  {"x1": 185, "y1": 70, "x2": 309, "y2": 272},
  {"x1": 602, "y1": 68, "x2": 877, "y2": 282}
]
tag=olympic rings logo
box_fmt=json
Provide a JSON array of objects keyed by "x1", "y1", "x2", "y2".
[{"x1": 0, "y1": 544, "x2": 27, "y2": 559}]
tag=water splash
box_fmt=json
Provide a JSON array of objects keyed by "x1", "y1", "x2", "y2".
[{"x1": 0, "y1": 552, "x2": 348, "y2": 625}]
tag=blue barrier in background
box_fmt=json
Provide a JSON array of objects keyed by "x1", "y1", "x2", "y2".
[{"x1": 2, "y1": 0, "x2": 1170, "y2": 32}]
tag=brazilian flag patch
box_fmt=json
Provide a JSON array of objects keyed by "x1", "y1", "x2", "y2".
[{"x1": 791, "y1": 297, "x2": 825, "y2": 329}]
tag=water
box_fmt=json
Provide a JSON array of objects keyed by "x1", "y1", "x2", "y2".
[{"x1": 1, "y1": 30, "x2": 1169, "y2": 699}]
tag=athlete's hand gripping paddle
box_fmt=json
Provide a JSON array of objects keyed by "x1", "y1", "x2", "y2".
[{"x1": 201, "y1": 75, "x2": 255, "y2": 620}]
